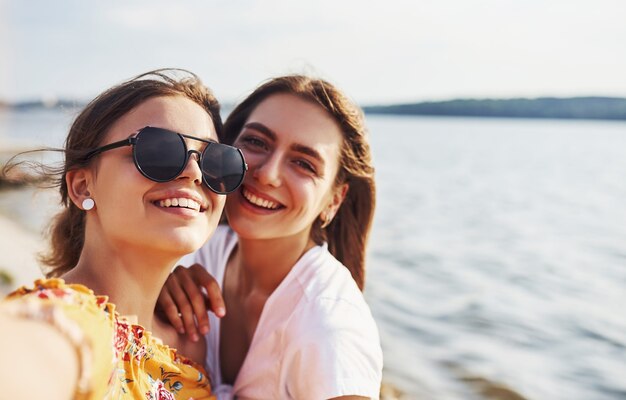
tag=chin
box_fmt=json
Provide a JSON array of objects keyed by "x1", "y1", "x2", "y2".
[
  {"x1": 164, "y1": 230, "x2": 211, "y2": 254},
  {"x1": 228, "y1": 218, "x2": 280, "y2": 241},
  {"x1": 227, "y1": 216, "x2": 258, "y2": 237},
  {"x1": 167, "y1": 241, "x2": 203, "y2": 257}
]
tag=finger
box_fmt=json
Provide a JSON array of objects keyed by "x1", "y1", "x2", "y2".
[
  {"x1": 157, "y1": 289, "x2": 185, "y2": 334},
  {"x1": 190, "y1": 263, "x2": 226, "y2": 318},
  {"x1": 168, "y1": 270, "x2": 201, "y2": 342},
  {"x1": 176, "y1": 265, "x2": 211, "y2": 335}
]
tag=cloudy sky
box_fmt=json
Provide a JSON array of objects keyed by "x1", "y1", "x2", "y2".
[{"x1": 2, "y1": 0, "x2": 625, "y2": 104}]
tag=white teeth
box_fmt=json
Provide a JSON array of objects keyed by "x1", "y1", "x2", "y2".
[
  {"x1": 157, "y1": 197, "x2": 201, "y2": 211},
  {"x1": 242, "y1": 188, "x2": 279, "y2": 209},
  {"x1": 188, "y1": 199, "x2": 200, "y2": 210}
]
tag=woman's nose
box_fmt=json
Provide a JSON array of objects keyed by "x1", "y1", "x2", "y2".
[
  {"x1": 178, "y1": 150, "x2": 203, "y2": 185},
  {"x1": 252, "y1": 154, "x2": 282, "y2": 187}
]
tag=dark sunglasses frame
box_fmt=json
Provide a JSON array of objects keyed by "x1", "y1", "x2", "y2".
[{"x1": 84, "y1": 126, "x2": 247, "y2": 194}]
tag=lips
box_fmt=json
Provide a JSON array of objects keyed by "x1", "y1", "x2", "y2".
[{"x1": 241, "y1": 186, "x2": 283, "y2": 210}]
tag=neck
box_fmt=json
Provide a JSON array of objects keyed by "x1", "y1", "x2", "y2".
[
  {"x1": 62, "y1": 235, "x2": 179, "y2": 332},
  {"x1": 234, "y1": 231, "x2": 316, "y2": 295}
]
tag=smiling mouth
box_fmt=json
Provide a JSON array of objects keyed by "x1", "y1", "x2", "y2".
[
  {"x1": 242, "y1": 187, "x2": 283, "y2": 210},
  {"x1": 155, "y1": 197, "x2": 206, "y2": 212}
]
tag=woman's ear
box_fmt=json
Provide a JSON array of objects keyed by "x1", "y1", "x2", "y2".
[
  {"x1": 327, "y1": 183, "x2": 349, "y2": 219},
  {"x1": 66, "y1": 169, "x2": 94, "y2": 210}
]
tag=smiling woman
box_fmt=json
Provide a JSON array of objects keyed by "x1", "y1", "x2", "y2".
[
  {"x1": 0, "y1": 69, "x2": 246, "y2": 399},
  {"x1": 158, "y1": 75, "x2": 382, "y2": 400}
]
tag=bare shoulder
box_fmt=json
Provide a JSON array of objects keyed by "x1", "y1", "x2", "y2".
[
  {"x1": 152, "y1": 317, "x2": 179, "y2": 345},
  {"x1": 152, "y1": 317, "x2": 207, "y2": 366}
]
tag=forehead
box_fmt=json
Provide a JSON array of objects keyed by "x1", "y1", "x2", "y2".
[
  {"x1": 246, "y1": 93, "x2": 343, "y2": 150},
  {"x1": 106, "y1": 96, "x2": 217, "y2": 143}
]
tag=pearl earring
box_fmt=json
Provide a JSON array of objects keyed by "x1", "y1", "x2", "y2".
[{"x1": 82, "y1": 198, "x2": 95, "y2": 211}]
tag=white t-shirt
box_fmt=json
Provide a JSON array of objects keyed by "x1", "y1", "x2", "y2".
[{"x1": 181, "y1": 226, "x2": 383, "y2": 400}]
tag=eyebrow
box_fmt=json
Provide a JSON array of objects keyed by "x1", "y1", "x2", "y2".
[
  {"x1": 243, "y1": 122, "x2": 325, "y2": 165},
  {"x1": 244, "y1": 122, "x2": 277, "y2": 141}
]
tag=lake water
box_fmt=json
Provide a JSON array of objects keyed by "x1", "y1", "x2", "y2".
[{"x1": 1, "y1": 108, "x2": 625, "y2": 399}]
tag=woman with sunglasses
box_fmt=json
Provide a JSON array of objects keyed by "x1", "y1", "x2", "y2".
[
  {"x1": 157, "y1": 75, "x2": 383, "y2": 399},
  {"x1": 0, "y1": 69, "x2": 247, "y2": 399}
]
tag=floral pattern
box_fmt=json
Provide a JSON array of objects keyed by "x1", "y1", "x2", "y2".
[
  {"x1": 146, "y1": 379, "x2": 176, "y2": 400},
  {"x1": 4, "y1": 279, "x2": 214, "y2": 400}
]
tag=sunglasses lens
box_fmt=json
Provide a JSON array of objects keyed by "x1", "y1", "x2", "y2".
[
  {"x1": 201, "y1": 144, "x2": 246, "y2": 194},
  {"x1": 134, "y1": 127, "x2": 186, "y2": 181}
]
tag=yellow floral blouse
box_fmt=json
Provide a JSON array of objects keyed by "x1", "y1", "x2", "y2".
[{"x1": 2, "y1": 279, "x2": 214, "y2": 400}]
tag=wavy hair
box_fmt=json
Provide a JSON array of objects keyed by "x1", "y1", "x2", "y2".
[{"x1": 222, "y1": 75, "x2": 375, "y2": 291}]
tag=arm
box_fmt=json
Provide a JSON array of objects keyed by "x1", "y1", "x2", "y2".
[
  {"x1": 2, "y1": 280, "x2": 117, "y2": 398},
  {"x1": 0, "y1": 313, "x2": 78, "y2": 400},
  {"x1": 156, "y1": 264, "x2": 225, "y2": 342}
]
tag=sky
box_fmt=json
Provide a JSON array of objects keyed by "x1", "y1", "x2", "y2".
[{"x1": 1, "y1": 0, "x2": 626, "y2": 105}]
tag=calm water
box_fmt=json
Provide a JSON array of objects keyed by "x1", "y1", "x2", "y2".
[
  {"x1": 1, "y1": 109, "x2": 625, "y2": 399},
  {"x1": 366, "y1": 115, "x2": 626, "y2": 399}
]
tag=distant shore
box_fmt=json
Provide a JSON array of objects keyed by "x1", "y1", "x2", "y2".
[
  {"x1": 364, "y1": 96, "x2": 626, "y2": 120},
  {"x1": 3, "y1": 96, "x2": 626, "y2": 121}
]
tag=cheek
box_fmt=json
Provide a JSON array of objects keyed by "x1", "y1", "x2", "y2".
[
  {"x1": 241, "y1": 151, "x2": 263, "y2": 170},
  {"x1": 93, "y1": 162, "x2": 148, "y2": 208},
  {"x1": 292, "y1": 180, "x2": 327, "y2": 212},
  {"x1": 209, "y1": 193, "x2": 226, "y2": 215},
  {"x1": 305, "y1": 180, "x2": 339, "y2": 214}
]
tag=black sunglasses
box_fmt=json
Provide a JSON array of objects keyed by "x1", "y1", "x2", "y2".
[{"x1": 84, "y1": 126, "x2": 247, "y2": 194}]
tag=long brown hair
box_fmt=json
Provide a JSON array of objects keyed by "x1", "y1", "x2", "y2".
[
  {"x1": 40, "y1": 69, "x2": 222, "y2": 277},
  {"x1": 222, "y1": 75, "x2": 375, "y2": 291}
]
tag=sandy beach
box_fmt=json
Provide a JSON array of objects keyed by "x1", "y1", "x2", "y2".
[{"x1": 0, "y1": 211, "x2": 45, "y2": 295}]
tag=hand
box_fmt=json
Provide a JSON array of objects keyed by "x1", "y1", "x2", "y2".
[
  {"x1": 0, "y1": 312, "x2": 79, "y2": 400},
  {"x1": 156, "y1": 264, "x2": 226, "y2": 342}
]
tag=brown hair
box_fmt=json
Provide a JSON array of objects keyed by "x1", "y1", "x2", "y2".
[
  {"x1": 40, "y1": 69, "x2": 222, "y2": 277},
  {"x1": 222, "y1": 75, "x2": 375, "y2": 291}
]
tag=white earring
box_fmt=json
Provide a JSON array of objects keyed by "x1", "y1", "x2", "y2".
[{"x1": 82, "y1": 198, "x2": 95, "y2": 211}]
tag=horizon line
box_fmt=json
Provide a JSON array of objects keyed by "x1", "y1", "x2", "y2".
[{"x1": 2, "y1": 95, "x2": 626, "y2": 109}]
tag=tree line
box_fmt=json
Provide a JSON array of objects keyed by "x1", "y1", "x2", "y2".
[{"x1": 363, "y1": 97, "x2": 626, "y2": 120}]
